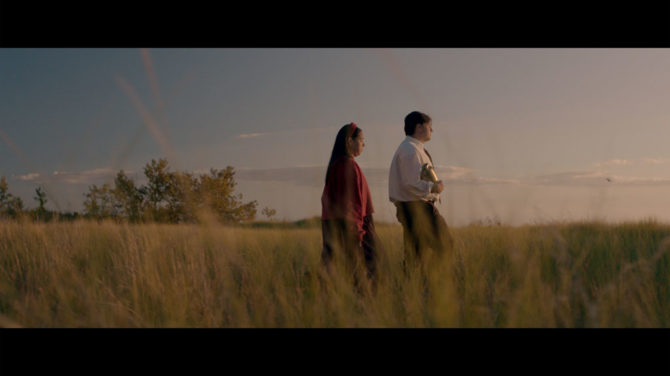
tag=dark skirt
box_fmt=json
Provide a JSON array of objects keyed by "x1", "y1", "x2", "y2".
[{"x1": 321, "y1": 215, "x2": 379, "y2": 281}]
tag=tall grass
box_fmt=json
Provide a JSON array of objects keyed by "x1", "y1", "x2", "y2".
[{"x1": 0, "y1": 219, "x2": 669, "y2": 327}]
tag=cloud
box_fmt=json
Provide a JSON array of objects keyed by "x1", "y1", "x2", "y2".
[
  {"x1": 593, "y1": 159, "x2": 631, "y2": 168},
  {"x1": 16, "y1": 173, "x2": 40, "y2": 181},
  {"x1": 529, "y1": 171, "x2": 608, "y2": 186},
  {"x1": 13, "y1": 168, "x2": 122, "y2": 185},
  {"x1": 469, "y1": 177, "x2": 521, "y2": 185},
  {"x1": 223, "y1": 164, "x2": 670, "y2": 189},
  {"x1": 237, "y1": 133, "x2": 268, "y2": 139},
  {"x1": 639, "y1": 158, "x2": 669, "y2": 165},
  {"x1": 526, "y1": 170, "x2": 670, "y2": 186},
  {"x1": 433, "y1": 165, "x2": 521, "y2": 185},
  {"x1": 594, "y1": 157, "x2": 670, "y2": 168},
  {"x1": 602, "y1": 175, "x2": 670, "y2": 185},
  {"x1": 434, "y1": 165, "x2": 473, "y2": 179},
  {"x1": 234, "y1": 164, "x2": 523, "y2": 188},
  {"x1": 234, "y1": 126, "x2": 341, "y2": 141},
  {"x1": 235, "y1": 166, "x2": 326, "y2": 187},
  {"x1": 235, "y1": 166, "x2": 395, "y2": 188},
  {"x1": 51, "y1": 168, "x2": 120, "y2": 184}
]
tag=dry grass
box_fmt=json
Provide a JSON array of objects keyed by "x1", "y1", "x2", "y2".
[{"x1": 0, "y1": 218, "x2": 669, "y2": 327}]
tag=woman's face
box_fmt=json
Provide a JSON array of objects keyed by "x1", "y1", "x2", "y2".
[{"x1": 348, "y1": 130, "x2": 365, "y2": 157}]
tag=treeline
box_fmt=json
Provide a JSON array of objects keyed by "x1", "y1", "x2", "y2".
[
  {"x1": 1, "y1": 159, "x2": 270, "y2": 224},
  {"x1": 1, "y1": 178, "x2": 68, "y2": 221},
  {"x1": 0, "y1": 176, "x2": 26, "y2": 219}
]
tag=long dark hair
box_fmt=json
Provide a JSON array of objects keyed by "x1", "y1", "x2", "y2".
[{"x1": 325, "y1": 122, "x2": 361, "y2": 184}]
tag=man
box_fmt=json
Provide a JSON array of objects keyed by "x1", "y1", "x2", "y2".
[{"x1": 389, "y1": 111, "x2": 454, "y2": 271}]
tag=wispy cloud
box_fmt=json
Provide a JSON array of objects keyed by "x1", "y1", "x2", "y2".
[
  {"x1": 529, "y1": 171, "x2": 608, "y2": 186},
  {"x1": 526, "y1": 170, "x2": 670, "y2": 186},
  {"x1": 639, "y1": 157, "x2": 670, "y2": 165},
  {"x1": 13, "y1": 168, "x2": 123, "y2": 185},
  {"x1": 237, "y1": 133, "x2": 268, "y2": 139},
  {"x1": 234, "y1": 164, "x2": 524, "y2": 188},
  {"x1": 234, "y1": 165, "x2": 670, "y2": 188},
  {"x1": 599, "y1": 175, "x2": 670, "y2": 185},
  {"x1": 235, "y1": 125, "x2": 340, "y2": 140},
  {"x1": 235, "y1": 166, "x2": 325, "y2": 187},
  {"x1": 464, "y1": 176, "x2": 522, "y2": 185},
  {"x1": 434, "y1": 165, "x2": 473, "y2": 179},
  {"x1": 594, "y1": 159, "x2": 631, "y2": 168},
  {"x1": 16, "y1": 173, "x2": 40, "y2": 181},
  {"x1": 594, "y1": 157, "x2": 670, "y2": 168},
  {"x1": 434, "y1": 166, "x2": 521, "y2": 185}
]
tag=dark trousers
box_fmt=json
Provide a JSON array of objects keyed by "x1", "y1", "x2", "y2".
[
  {"x1": 394, "y1": 201, "x2": 454, "y2": 270},
  {"x1": 321, "y1": 215, "x2": 379, "y2": 285}
]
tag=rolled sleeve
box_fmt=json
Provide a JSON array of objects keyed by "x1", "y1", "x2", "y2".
[{"x1": 398, "y1": 149, "x2": 434, "y2": 199}]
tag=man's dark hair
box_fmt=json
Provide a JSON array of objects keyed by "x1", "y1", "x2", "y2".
[{"x1": 404, "y1": 111, "x2": 431, "y2": 136}]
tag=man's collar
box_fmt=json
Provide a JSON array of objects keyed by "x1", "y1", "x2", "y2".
[{"x1": 405, "y1": 135, "x2": 424, "y2": 146}]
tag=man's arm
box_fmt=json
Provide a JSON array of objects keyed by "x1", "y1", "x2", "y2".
[{"x1": 397, "y1": 148, "x2": 436, "y2": 199}]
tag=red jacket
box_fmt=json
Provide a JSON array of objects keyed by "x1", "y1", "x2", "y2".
[{"x1": 321, "y1": 157, "x2": 374, "y2": 242}]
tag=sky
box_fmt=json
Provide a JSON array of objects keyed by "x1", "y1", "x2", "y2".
[{"x1": 2, "y1": 48, "x2": 670, "y2": 226}]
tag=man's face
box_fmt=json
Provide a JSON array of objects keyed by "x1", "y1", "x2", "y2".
[{"x1": 416, "y1": 121, "x2": 433, "y2": 142}]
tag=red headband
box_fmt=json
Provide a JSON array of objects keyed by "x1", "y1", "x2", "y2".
[{"x1": 348, "y1": 122, "x2": 357, "y2": 138}]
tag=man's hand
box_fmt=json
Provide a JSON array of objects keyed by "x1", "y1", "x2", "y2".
[{"x1": 431, "y1": 180, "x2": 444, "y2": 194}]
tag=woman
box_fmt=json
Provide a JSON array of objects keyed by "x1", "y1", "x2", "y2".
[{"x1": 321, "y1": 122, "x2": 381, "y2": 289}]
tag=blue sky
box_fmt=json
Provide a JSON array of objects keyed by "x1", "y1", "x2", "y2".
[{"x1": 2, "y1": 48, "x2": 670, "y2": 225}]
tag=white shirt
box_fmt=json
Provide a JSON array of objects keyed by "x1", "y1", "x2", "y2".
[{"x1": 388, "y1": 136, "x2": 440, "y2": 203}]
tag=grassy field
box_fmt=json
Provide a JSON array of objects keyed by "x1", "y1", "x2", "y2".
[{"x1": 0, "y1": 218, "x2": 669, "y2": 328}]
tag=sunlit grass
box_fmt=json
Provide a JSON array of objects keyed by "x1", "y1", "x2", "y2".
[{"x1": 0, "y1": 219, "x2": 669, "y2": 327}]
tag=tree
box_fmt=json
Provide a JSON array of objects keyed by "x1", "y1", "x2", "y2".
[
  {"x1": 0, "y1": 177, "x2": 9, "y2": 205},
  {"x1": 142, "y1": 159, "x2": 198, "y2": 223},
  {"x1": 143, "y1": 159, "x2": 172, "y2": 221},
  {"x1": 84, "y1": 171, "x2": 148, "y2": 222},
  {"x1": 33, "y1": 186, "x2": 51, "y2": 221},
  {"x1": 83, "y1": 183, "x2": 117, "y2": 219},
  {"x1": 34, "y1": 186, "x2": 47, "y2": 210},
  {"x1": 0, "y1": 176, "x2": 24, "y2": 218},
  {"x1": 262, "y1": 206, "x2": 277, "y2": 220},
  {"x1": 82, "y1": 158, "x2": 258, "y2": 224},
  {"x1": 194, "y1": 167, "x2": 257, "y2": 223},
  {"x1": 113, "y1": 170, "x2": 145, "y2": 222}
]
